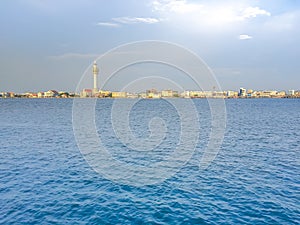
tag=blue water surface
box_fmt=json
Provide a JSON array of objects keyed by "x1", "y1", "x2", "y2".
[{"x1": 0, "y1": 98, "x2": 299, "y2": 224}]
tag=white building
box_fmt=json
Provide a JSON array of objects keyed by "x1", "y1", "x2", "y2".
[
  {"x1": 289, "y1": 90, "x2": 295, "y2": 96},
  {"x1": 239, "y1": 88, "x2": 247, "y2": 97}
]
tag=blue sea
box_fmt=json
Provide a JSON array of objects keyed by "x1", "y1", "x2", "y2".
[{"x1": 1, "y1": 98, "x2": 299, "y2": 224}]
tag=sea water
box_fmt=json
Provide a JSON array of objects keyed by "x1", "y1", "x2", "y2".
[{"x1": 0, "y1": 98, "x2": 299, "y2": 224}]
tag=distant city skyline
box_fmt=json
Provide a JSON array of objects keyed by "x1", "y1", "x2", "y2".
[
  {"x1": 1, "y1": 0, "x2": 300, "y2": 92},
  {"x1": 1, "y1": 87, "x2": 299, "y2": 99}
]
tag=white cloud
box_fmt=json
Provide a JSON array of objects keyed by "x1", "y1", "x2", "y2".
[
  {"x1": 151, "y1": 0, "x2": 272, "y2": 27},
  {"x1": 112, "y1": 17, "x2": 161, "y2": 24},
  {"x1": 97, "y1": 22, "x2": 120, "y2": 27},
  {"x1": 152, "y1": 0, "x2": 203, "y2": 14},
  {"x1": 95, "y1": 17, "x2": 161, "y2": 29},
  {"x1": 240, "y1": 6, "x2": 271, "y2": 20},
  {"x1": 239, "y1": 34, "x2": 253, "y2": 40}
]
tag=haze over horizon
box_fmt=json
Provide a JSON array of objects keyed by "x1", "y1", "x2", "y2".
[{"x1": 1, "y1": 0, "x2": 300, "y2": 92}]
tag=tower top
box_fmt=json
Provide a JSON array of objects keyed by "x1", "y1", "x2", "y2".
[{"x1": 93, "y1": 61, "x2": 99, "y2": 74}]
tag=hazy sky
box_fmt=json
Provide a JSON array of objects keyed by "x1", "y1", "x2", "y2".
[{"x1": 1, "y1": 0, "x2": 300, "y2": 92}]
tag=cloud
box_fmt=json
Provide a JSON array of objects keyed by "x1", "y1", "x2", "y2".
[
  {"x1": 112, "y1": 17, "x2": 161, "y2": 24},
  {"x1": 96, "y1": 17, "x2": 162, "y2": 28},
  {"x1": 151, "y1": 0, "x2": 272, "y2": 27},
  {"x1": 239, "y1": 34, "x2": 253, "y2": 40},
  {"x1": 152, "y1": 0, "x2": 203, "y2": 14},
  {"x1": 240, "y1": 7, "x2": 271, "y2": 20},
  {"x1": 97, "y1": 22, "x2": 120, "y2": 27}
]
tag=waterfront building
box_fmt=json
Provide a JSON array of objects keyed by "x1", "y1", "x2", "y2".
[
  {"x1": 44, "y1": 90, "x2": 59, "y2": 98},
  {"x1": 205, "y1": 91, "x2": 214, "y2": 98},
  {"x1": 139, "y1": 92, "x2": 147, "y2": 98},
  {"x1": 276, "y1": 91, "x2": 286, "y2": 98},
  {"x1": 239, "y1": 88, "x2": 247, "y2": 97},
  {"x1": 151, "y1": 93, "x2": 161, "y2": 99},
  {"x1": 247, "y1": 89, "x2": 254, "y2": 97},
  {"x1": 37, "y1": 92, "x2": 44, "y2": 98},
  {"x1": 260, "y1": 90, "x2": 277, "y2": 98},
  {"x1": 161, "y1": 90, "x2": 178, "y2": 98},
  {"x1": 289, "y1": 90, "x2": 295, "y2": 96},
  {"x1": 69, "y1": 92, "x2": 78, "y2": 98},
  {"x1": 146, "y1": 89, "x2": 157, "y2": 96},
  {"x1": 146, "y1": 89, "x2": 161, "y2": 98},
  {"x1": 213, "y1": 91, "x2": 226, "y2": 98},
  {"x1": 2, "y1": 92, "x2": 9, "y2": 98},
  {"x1": 29, "y1": 93, "x2": 38, "y2": 98},
  {"x1": 181, "y1": 91, "x2": 190, "y2": 98},
  {"x1": 0, "y1": 92, "x2": 14, "y2": 98},
  {"x1": 111, "y1": 92, "x2": 127, "y2": 98},
  {"x1": 126, "y1": 93, "x2": 139, "y2": 98},
  {"x1": 81, "y1": 89, "x2": 93, "y2": 98},
  {"x1": 147, "y1": 92, "x2": 161, "y2": 98},
  {"x1": 227, "y1": 91, "x2": 238, "y2": 98},
  {"x1": 99, "y1": 90, "x2": 111, "y2": 98},
  {"x1": 59, "y1": 92, "x2": 69, "y2": 98},
  {"x1": 189, "y1": 91, "x2": 205, "y2": 98}
]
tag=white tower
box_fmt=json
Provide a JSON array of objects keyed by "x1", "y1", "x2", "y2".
[{"x1": 93, "y1": 61, "x2": 99, "y2": 96}]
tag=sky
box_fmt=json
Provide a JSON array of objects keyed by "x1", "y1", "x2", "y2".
[{"x1": 0, "y1": 0, "x2": 300, "y2": 92}]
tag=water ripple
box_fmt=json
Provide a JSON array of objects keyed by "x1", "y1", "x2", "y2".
[{"x1": 0, "y1": 99, "x2": 299, "y2": 224}]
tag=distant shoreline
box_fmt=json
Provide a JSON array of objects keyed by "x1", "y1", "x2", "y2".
[
  {"x1": 1, "y1": 96, "x2": 299, "y2": 99},
  {"x1": 1, "y1": 88, "x2": 299, "y2": 99}
]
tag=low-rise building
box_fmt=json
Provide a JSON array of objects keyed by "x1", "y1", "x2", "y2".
[
  {"x1": 181, "y1": 91, "x2": 190, "y2": 98},
  {"x1": 227, "y1": 91, "x2": 238, "y2": 98},
  {"x1": 80, "y1": 89, "x2": 93, "y2": 98},
  {"x1": 99, "y1": 90, "x2": 111, "y2": 98},
  {"x1": 161, "y1": 90, "x2": 178, "y2": 98},
  {"x1": 289, "y1": 90, "x2": 295, "y2": 96},
  {"x1": 239, "y1": 88, "x2": 247, "y2": 97},
  {"x1": 147, "y1": 92, "x2": 161, "y2": 98},
  {"x1": 139, "y1": 92, "x2": 147, "y2": 98},
  {"x1": 37, "y1": 92, "x2": 44, "y2": 98},
  {"x1": 276, "y1": 91, "x2": 286, "y2": 98},
  {"x1": 213, "y1": 91, "x2": 226, "y2": 98},
  {"x1": 126, "y1": 93, "x2": 139, "y2": 98},
  {"x1": 189, "y1": 91, "x2": 205, "y2": 98},
  {"x1": 111, "y1": 91, "x2": 127, "y2": 98},
  {"x1": 44, "y1": 90, "x2": 59, "y2": 98}
]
